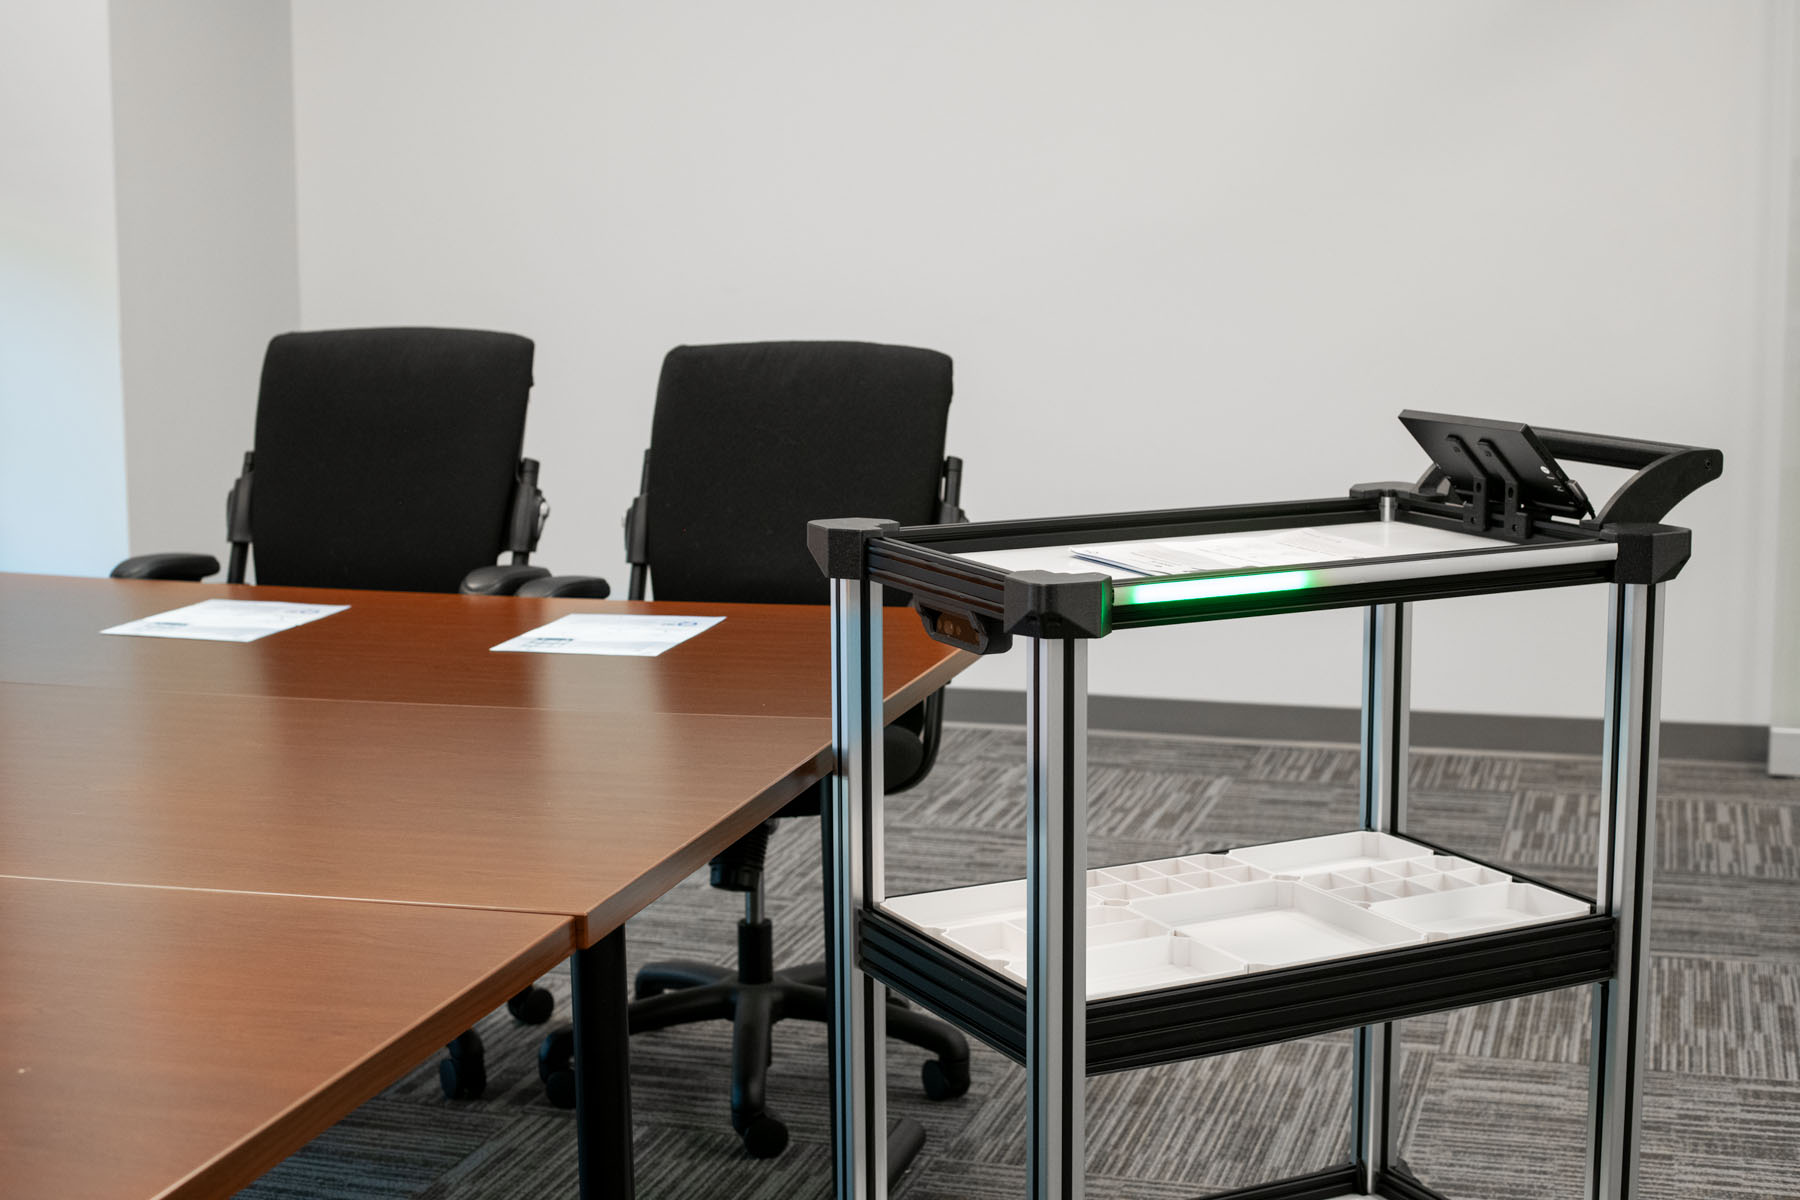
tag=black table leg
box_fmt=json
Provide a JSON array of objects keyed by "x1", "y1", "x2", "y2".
[{"x1": 573, "y1": 928, "x2": 632, "y2": 1199}]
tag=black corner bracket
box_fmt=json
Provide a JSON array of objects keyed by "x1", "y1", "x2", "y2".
[
  {"x1": 1603, "y1": 523, "x2": 1692, "y2": 586},
  {"x1": 1002, "y1": 569, "x2": 1112, "y2": 641},
  {"x1": 807, "y1": 517, "x2": 900, "y2": 580}
]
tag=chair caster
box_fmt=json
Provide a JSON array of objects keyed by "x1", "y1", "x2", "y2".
[
  {"x1": 507, "y1": 985, "x2": 555, "y2": 1025},
  {"x1": 439, "y1": 1030, "x2": 487, "y2": 1099},
  {"x1": 922, "y1": 1056, "x2": 970, "y2": 1100},
  {"x1": 537, "y1": 1029, "x2": 577, "y2": 1109},
  {"x1": 736, "y1": 1112, "x2": 789, "y2": 1159}
]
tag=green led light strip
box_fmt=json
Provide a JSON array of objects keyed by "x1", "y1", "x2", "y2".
[{"x1": 1114, "y1": 569, "x2": 1316, "y2": 606}]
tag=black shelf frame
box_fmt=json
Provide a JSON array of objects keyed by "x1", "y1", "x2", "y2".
[{"x1": 861, "y1": 906, "x2": 1614, "y2": 1073}]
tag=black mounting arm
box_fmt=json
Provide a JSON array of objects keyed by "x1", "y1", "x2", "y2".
[{"x1": 1532, "y1": 425, "x2": 1723, "y2": 526}]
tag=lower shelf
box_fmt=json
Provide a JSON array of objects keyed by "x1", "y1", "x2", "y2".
[
  {"x1": 859, "y1": 832, "x2": 1615, "y2": 1072},
  {"x1": 884, "y1": 831, "x2": 1589, "y2": 998}
]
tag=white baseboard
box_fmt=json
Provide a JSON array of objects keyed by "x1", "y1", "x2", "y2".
[{"x1": 1771, "y1": 727, "x2": 1800, "y2": 777}]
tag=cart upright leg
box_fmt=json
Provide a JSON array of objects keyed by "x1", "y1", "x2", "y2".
[
  {"x1": 1027, "y1": 637, "x2": 1088, "y2": 1200},
  {"x1": 1587, "y1": 582, "x2": 1664, "y2": 1200},
  {"x1": 1354, "y1": 601, "x2": 1411, "y2": 1192},
  {"x1": 829, "y1": 578, "x2": 888, "y2": 1200}
]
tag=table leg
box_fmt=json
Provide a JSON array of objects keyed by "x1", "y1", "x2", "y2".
[{"x1": 573, "y1": 928, "x2": 633, "y2": 1200}]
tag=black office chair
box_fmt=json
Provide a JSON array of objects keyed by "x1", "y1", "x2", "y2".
[
  {"x1": 110, "y1": 326, "x2": 607, "y2": 1098},
  {"x1": 110, "y1": 327, "x2": 594, "y2": 599},
  {"x1": 530, "y1": 340, "x2": 972, "y2": 1158}
]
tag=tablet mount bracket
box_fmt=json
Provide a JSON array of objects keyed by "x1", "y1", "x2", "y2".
[{"x1": 1446, "y1": 433, "x2": 1539, "y2": 540}]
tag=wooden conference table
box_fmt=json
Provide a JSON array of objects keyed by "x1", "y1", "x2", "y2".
[
  {"x1": 0, "y1": 573, "x2": 968, "y2": 1198},
  {"x1": 0, "y1": 878, "x2": 574, "y2": 1199}
]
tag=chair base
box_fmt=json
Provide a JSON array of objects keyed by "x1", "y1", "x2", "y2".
[
  {"x1": 633, "y1": 959, "x2": 972, "y2": 1158},
  {"x1": 535, "y1": 929, "x2": 971, "y2": 1161}
]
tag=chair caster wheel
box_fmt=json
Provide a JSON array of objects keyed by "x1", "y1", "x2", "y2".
[
  {"x1": 439, "y1": 1055, "x2": 487, "y2": 1099},
  {"x1": 737, "y1": 1113, "x2": 789, "y2": 1159},
  {"x1": 538, "y1": 1029, "x2": 577, "y2": 1109},
  {"x1": 439, "y1": 1030, "x2": 487, "y2": 1099},
  {"x1": 507, "y1": 985, "x2": 555, "y2": 1025},
  {"x1": 922, "y1": 1056, "x2": 970, "y2": 1100},
  {"x1": 543, "y1": 1068, "x2": 576, "y2": 1110}
]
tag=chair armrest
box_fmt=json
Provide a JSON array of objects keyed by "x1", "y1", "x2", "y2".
[
  {"x1": 461, "y1": 564, "x2": 552, "y2": 595},
  {"x1": 111, "y1": 553, "x2": 221, "y2": 582},
  {"x1": 517, "y1": 574, "x2": 612, "y2": 599}
]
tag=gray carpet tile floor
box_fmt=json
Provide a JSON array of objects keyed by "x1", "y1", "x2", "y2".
[{"x1": 234, "y1": 725, "x2": 1800, "y2": 1199}]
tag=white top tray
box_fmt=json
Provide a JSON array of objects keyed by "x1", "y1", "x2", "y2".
[
  {"x1": 882, "y1": 831, "x2": 1591, "y2": 999},
  {"x1": 951, "y1": 520, "x2": 1617, "y2": 591}
]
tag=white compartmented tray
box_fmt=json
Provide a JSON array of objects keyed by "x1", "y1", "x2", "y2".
[{"x1": 882, "y1": 831, "x2": 1591, "y2": 999}]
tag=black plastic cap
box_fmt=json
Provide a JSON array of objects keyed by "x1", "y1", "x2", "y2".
[
  {"x1": 1604, "y1": 523, "x2": 1692, "y2": 585},
  {"x1": 111, "y1": 552, "x2": 222, "y2": 582},
  {"x1": 460, "y1": 563, "x2": 551, "y2": 595},
  {"x1": 1002, "y1": 569, "x2": 1111, "y2": 640},
  {"x1": 516, "y1": 574, "x2": 613, "y2": 599},
  {"x1": 807, "y1": 518, "x2": 900, "y2": 580},
  {"x1": 1348, "y1": 481, "x2": 1421, "y2": 502}
]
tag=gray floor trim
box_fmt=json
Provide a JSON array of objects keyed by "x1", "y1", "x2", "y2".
[
  {"x1": 1770, "y1": 727, "x2": 1800, "y2": 777},
  {"x1": 944, "y1": 687, "x2": 1771, "y2": 763}
]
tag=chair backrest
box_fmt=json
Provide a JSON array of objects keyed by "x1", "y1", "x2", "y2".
[
  {"x1": 248, "y1": 327, "x2": 534, "y2": 593},
  {"x1": 642, "y1": 340, "x2": 954, "y2": 605}
]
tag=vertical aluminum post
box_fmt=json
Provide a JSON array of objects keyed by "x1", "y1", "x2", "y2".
[
  {"x1": 1353, "y1": 602, "x2": 1410, "y2": 1193},
  {"x1": 1587, "y1": 583, "x2": 1664, "y2": 1200},
  {"x1": 829, "y1": 578, "x2": 887, "y2": 1200},
  {"x1": 1026, "y1": 637, "x2": 1088, "y2": 1200}
]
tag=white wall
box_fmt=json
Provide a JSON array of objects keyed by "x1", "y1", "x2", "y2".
[
  {"x1": 281, "y1": 1, "x2": 1784, "y2": 726},
  {"x1": 0, "y1": 1, "x2": 130, "y2": 575},
  {"x1": 1770, "y1": 8, "x2": 1800, "y2": 772},
  {"x1": 110, "y1": 0, "x2": 300, "y2": 560}
]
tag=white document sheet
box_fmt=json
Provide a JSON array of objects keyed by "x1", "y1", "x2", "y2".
[
  {"x1": 1071, "y1": 528, "x2": 1394, "y2": 577},
  {"x1": 490, "y1": 613, "x2": 725, "y2": 657},
  {"x1": 100, "y1": 598, "x2": 349, "y2": 643}
]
